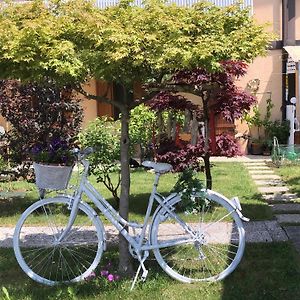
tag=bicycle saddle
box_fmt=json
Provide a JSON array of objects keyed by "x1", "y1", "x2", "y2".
[{"x1": 142, "y1": 161, "x2": 173, "y2": 174}]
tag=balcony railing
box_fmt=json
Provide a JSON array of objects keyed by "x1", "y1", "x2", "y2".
[
  {"x1": 95, "y1": 0, "x2": 253, "y2": 9},
  {"x1": 9, "y1": 0, "x2": 253, "y2": 10}
]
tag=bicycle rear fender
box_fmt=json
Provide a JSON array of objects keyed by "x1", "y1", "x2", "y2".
[
  {"x1": 205, "y1": 190, "x2": 250, "y2": 222},
  {"x1": 149, "y1": 189, "x2": 249, "y2": 232}
]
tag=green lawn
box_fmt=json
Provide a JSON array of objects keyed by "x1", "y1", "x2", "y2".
[
  {"x1": 0, "y1": 162, "x2": 271, "y2": 226},
  {"x1": 1, "y1": 242, "x2": 300, "y2": 300},
  {"x1": 273, "y1": 163, "x2": 300, "y2": 197}
]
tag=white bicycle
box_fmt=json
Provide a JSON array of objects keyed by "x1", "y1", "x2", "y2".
[{"x1": 13, "y1": 148, "x2": 249, "y2": 288}]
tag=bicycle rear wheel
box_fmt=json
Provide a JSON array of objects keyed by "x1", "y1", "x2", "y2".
[
  {"x1": 151, "y1": 190, "x2": 245, "y2": 283},
  {"x1": 13, "y1": 196, "x2": 104, "y2": 285}
]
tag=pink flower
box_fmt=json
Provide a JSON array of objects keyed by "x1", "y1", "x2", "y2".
[
  {"x1": 107, "y1": 274, "x2": 114, "y2": 282},
  {"x1": 100, "y1": 270, "x2": 109, "y2": 276},
  {"x1": 84, "y1": 271, "x2": 96, "y2": 281}
]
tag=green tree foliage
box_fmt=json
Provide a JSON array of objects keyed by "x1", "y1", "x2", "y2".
[
  {"x1": 129, "y1": 104, "x2": 156, "y2": 160},
  {"x1": 0, "y1": 0, "x2": 271, "y2": 86}
]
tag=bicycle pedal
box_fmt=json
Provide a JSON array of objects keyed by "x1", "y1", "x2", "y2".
[{"x1": 141, "y1": 270, "x2": 148, "y2": 281}]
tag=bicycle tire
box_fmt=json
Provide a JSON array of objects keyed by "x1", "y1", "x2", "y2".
[
  {"x1": 13, "y1": 196, "x2": 104, "y2": 285},
  {"x1": 150, "y1": 189, "x2": 245, "y2": 283}
]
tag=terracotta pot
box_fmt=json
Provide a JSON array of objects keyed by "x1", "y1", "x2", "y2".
[{"x1": 251, "y1": 142, "x2": 263, "y2": 155}]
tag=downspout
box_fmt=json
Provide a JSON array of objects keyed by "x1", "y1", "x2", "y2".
[{"x1": 282, "y1": 0, "x2": 288, "y2": 120}]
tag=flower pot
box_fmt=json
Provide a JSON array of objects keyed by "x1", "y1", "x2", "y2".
[
  {"x1": 250, "y1": 142, "x2": 263, "y2": 155},
  {"x1": 33, "y1": 162, "x2": 73, "y2": 190}
]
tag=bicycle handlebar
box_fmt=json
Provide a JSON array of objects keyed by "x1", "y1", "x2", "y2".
[{"x1": 72, "y1": 147, "x2": 94, "y2": 160}]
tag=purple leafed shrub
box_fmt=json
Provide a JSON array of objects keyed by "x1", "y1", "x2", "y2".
[
  {"x1": 171, "y1": 60, "x2": 256, "y2": 123},
  {"x1": 0, "y1": 80, "x2": 83, "y2": 167},
  {"x1": 156, "y1": 134, "x2": 240, "y2": 171},
  {"x1": 148, "y1": 60, "x2": 251, "y2": 188},
  {"x1": 155, "y1": 138, "x2": 206, "y2": 172},
  {"x1": 215, "y1": 133, "x2": 241, "y2": 157},
  {"x1": 147, "y1": 91, "x2": 199, "y2": 112}
]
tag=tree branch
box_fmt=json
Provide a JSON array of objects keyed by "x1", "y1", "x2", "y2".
[
  {"x1": 145, "y1": 82, "x2": 220, "y2": 96},
  {"x1": 75, "y1": 85, "x2": 124, "y2": 110}
]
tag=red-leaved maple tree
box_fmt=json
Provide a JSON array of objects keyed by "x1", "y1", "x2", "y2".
[{"x1": 147, "y1": 60, "x2": 256, "y2": 188}]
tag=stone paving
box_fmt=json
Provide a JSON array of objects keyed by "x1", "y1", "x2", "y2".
[{"x1": 242, "y1": 156, "x2": 300, "y2": 253}]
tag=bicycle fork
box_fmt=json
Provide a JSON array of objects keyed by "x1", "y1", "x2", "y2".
[{"x1": 56, "y1": 195, "x2": 81, "y2": 243}]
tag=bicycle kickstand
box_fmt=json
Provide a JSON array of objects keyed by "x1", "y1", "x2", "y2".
[{"x1": 130, "y1": 252, "x2": 149, "y2": 291}]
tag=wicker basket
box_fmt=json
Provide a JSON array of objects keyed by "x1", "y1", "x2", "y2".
[{"x1": 33, "y1": 162, "x2": 73, "y2": 190}]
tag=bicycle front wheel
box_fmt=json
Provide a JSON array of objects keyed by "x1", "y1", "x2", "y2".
[
  {"x1": 13, "y1": 196, "x2": 104, "y2": 285},
  {"x1": 151, "y1": 190, "x2": 245, "y2": 283}
]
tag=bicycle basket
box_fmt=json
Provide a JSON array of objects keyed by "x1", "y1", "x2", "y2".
[{"x1": 33, "y1": 162, "x2": 73, "y2": 190}]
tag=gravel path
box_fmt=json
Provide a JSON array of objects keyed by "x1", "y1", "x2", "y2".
[{"x1": 1, "y1": 220, "x2": 287, "y2": 248}]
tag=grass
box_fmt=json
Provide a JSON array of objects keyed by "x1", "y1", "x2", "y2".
[
  {"x1": 210, "y1": 162, "x2": 272, "y2": 220},
  {"x1": 272, "y1": 163, "x2": 300, "y2": 197},
  {"x1": 0, "y1": 162, "x2": 272, "y2": 226},
  {"x1": 1, "y1": 242, "x2": 300, "y2": 300}
]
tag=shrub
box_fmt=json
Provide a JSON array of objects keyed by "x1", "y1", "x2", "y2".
[
  {"x1": 155, "y1": 138, "x2": 205, "y2": 172},
  {"x1": 0, "y1": 80, "x2": 83, "y2": 173},
  {"x1": 129, "y1": 104, "x2": 156, "y2": 161},
  {"x1": 215, "y1": 133, "x2": 241, "y2": 157},
  {"x1": 265, "y1": 120, "x2": 290, "y2": 144},
  {"x1": 78, "y1": 117, "x2": 121, "y2": 204},
  {"x1": 0, "y1": 154, "x2": 6, "y2": 171}
]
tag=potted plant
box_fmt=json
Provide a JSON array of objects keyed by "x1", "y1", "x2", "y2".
[
  {"x1": 30, "y1": 137, "x2": 75, "y2": 192},
  {"x1": 249, "y1": 137, "x2": 263, "y2": 155},
  {"x1": 262, "y1": 139, "x2": 273, "y2": 155},
  {"x1": 244, "y1": 97, "x2": 274, "y2": 155}
]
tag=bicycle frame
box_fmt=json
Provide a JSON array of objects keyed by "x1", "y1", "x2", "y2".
[{"x1": 58, "y1": 158, "x2": 190, "y2": 254}]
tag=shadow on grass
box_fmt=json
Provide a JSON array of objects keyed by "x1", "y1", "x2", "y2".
[
  {"x1": 0, "y1": 190, "x2": 273, "y2": 223},
  {"x1": 239, "y1": 193, "x2": 273, "y2": 220},
  {"x1": 221, "y1": 242, "x2": 300, "y2": 300},
  {"x1": 129, "y1": 193, "x2": 161, "y2": 216},
  {"x1": 0, "y1": 193, "x2": 37, "y2": 218}
]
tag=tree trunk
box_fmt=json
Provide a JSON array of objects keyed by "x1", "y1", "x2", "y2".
[
  {"x1": 203, "y1": 152, "x2": 212, "y2": 189},
  {"x1": 118, "y1": 107, "x2": 134, "y2": 276},
  {"x1": 191, "y1": 111, "x2": 198, "y2": 146},
  {"x1": 202, "y1": 93, "x2": 212, "y2": 189}
]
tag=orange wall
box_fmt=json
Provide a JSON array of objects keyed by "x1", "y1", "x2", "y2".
[
  {"x1": 296, "y1": 0, "x2": 300, "y2": 40},
  {"x1": 80, "y1": 79, "x2": 98, "y2": 128},
  {"x1": 0, "y1": 116, "x2": 7, "y2": 130},
  {"x1": 235, "y1": 50, "x2": 283, "y2": 153},
  {"x1": 253, "y1": 0, "x2": 282, "y2": 37}
]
